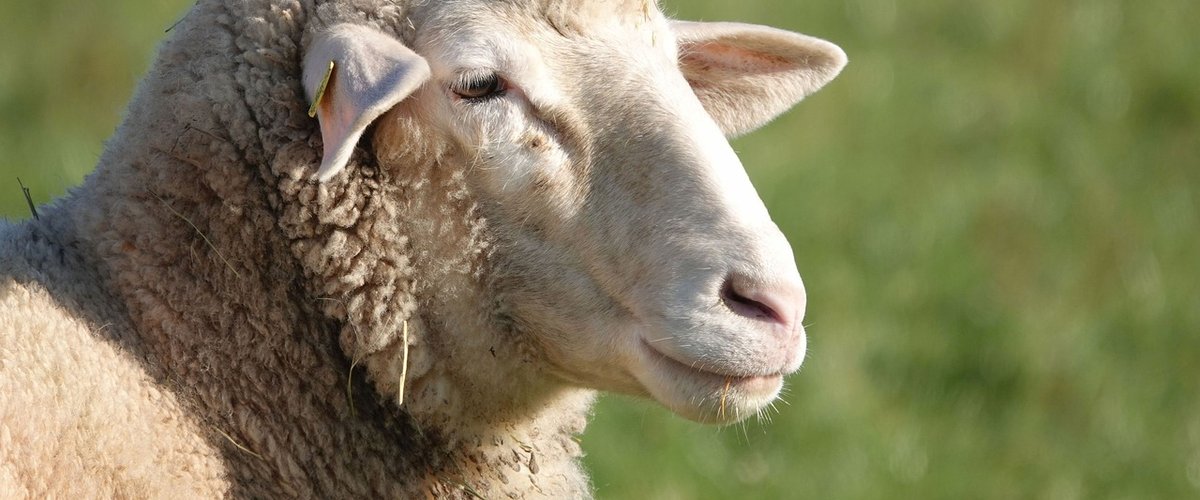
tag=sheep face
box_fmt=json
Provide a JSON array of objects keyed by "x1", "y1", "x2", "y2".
[{"x1": 313, "y1": 1, "x2": 846, "y2": 424}]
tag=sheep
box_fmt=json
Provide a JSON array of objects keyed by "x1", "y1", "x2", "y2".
[{"x1": 0, "y1": 0, "x2": 845, "y2": 497}]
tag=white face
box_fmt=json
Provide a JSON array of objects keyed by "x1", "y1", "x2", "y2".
[{"x1": 375, "y1": 1, "x2": 838, "y2": 424}]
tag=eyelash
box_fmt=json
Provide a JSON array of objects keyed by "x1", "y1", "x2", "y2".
[{"x1": 451, "y1": 71, "x2": 506, "y2": 102}]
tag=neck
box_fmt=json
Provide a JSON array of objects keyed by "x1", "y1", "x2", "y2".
[{"x1": 360, "y1": 267, "x2": 596, "y2": 496}]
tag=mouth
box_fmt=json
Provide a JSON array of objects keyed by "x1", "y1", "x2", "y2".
[
  {"x1": 637, "y1": 339, "x2": 785, "y2": 423},
  {"x1": 641, "y1": 339, "x2": 783, "y2": 388}
]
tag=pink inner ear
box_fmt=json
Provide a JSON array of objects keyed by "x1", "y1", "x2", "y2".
[{"x1": 681, "y1": 41, "x2": 794, "y2": 75}]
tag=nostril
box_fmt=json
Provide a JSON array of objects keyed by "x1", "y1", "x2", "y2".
[
  {"x1": 719, "y1": 274, "x2": 804, "y2": 332},
  {"x1": 721, "y1": 279, "x2": 785, "y2": 325}
]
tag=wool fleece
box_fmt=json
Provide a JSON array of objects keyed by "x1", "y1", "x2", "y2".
[{"x1": 1, "y1": 0, "x2": 592, "y2": 497}]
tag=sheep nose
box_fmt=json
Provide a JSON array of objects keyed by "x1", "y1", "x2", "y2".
[{"x1": 720, "y1": 274, "x2": 805, "y2": 335}]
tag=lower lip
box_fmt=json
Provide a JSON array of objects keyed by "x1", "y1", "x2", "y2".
[{"x1": 641, "y1": 340, "x2": 783, "y2": 391}]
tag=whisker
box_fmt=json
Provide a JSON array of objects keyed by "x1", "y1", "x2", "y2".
[{"x1": 718, "y1": 378, "x2": 731, "y2": 421}]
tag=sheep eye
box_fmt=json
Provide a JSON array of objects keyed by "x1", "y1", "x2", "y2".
[{"x1": 452, "y1": 72, "x2": 505, "y2": 101}]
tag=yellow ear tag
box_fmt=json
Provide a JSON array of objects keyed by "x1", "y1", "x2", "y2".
[{"x1": 307, "y1": 60, "x2": 335, "y2": 118}]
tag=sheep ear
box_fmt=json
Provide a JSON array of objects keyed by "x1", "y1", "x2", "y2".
[
  {"x1": 672, "y1": 21, "x2": 847, "y2": 137},
  {"x1": 304, "y1": 24, "x2": 430, "y2": 181}
]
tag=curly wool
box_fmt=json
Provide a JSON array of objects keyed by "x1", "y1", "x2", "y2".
[{"x1": 1, "y1": 0, "x2": 592, "y2": 497}]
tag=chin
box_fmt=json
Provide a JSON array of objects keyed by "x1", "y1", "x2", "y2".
[{"x1": 633, "y1": 337, "x2": 801, "y2": 425}]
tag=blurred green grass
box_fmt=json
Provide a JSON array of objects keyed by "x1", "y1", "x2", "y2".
[{"x1": 2, "y1": 1, "x2": 1197, "y2": 498}]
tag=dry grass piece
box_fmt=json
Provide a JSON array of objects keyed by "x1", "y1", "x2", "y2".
[
  {"x1": 17, "y1": 177, "x2": 38, "y2": 220},
  {"x1": 214, "y1": 427, "x2": 264, "y2": 461},
  {"x1": 397, "y1": 320, "x2": 410, "y2": 406}
]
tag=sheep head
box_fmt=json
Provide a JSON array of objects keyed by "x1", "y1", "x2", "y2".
[{"x1": 301, "y1": 1, "x2": 845, "y2": 425}]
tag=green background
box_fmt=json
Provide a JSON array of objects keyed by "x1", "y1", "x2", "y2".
[{"x1": 2, "y1": 1, "x2": 1197, "y2": 498}]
